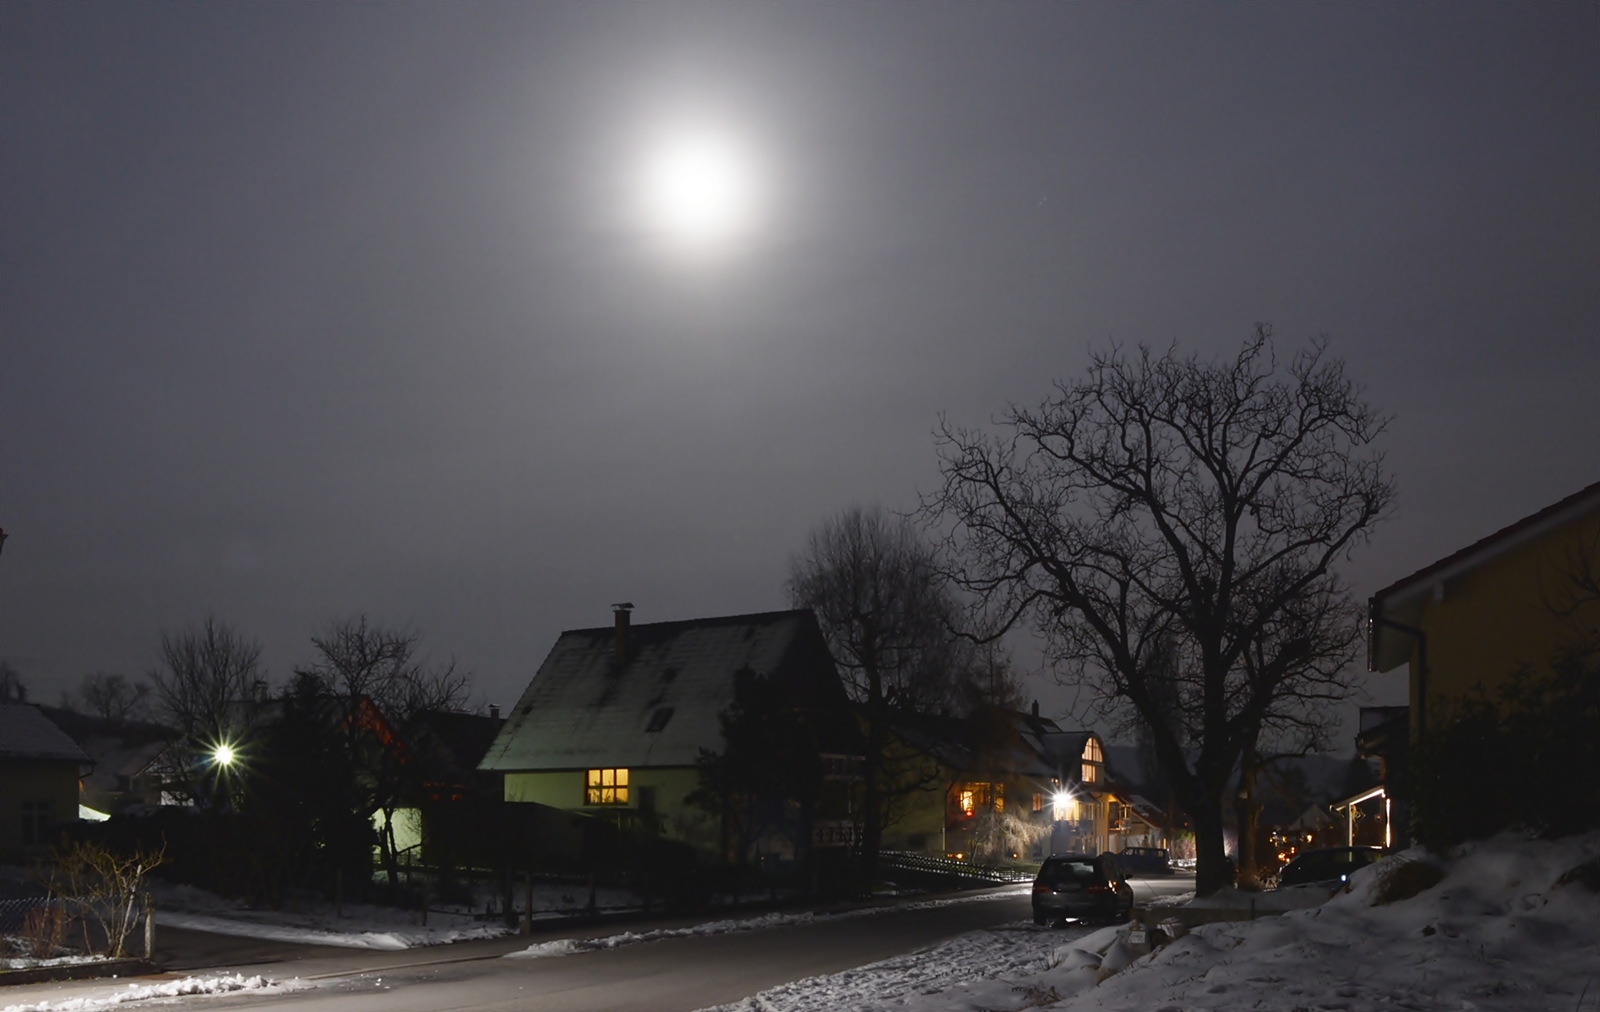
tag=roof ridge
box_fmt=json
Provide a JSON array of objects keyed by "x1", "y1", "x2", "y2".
[
  {"x1": 1372, "y1": 477, "x2": 1600, "y2": 601},
  {"x1": 560, "y1": 607, "x2": 812, "y2": 636}
]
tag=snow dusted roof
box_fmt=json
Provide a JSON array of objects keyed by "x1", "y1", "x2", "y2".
[
  {"x1": 0, "y1": 704, "x2": 93, "y2": 764},
  {"x1": 480, "y1": 609, "x2": 840, "y2": 772}
]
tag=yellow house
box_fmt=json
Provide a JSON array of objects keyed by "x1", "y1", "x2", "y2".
[{"x1": 1368, "y1": 478, "x2": 1600, "y2": 738}]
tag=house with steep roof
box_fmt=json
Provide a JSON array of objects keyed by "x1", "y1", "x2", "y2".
[
  {"x1": 880, "y1": 707, "x2": 1133, "y2": 863},
  {"x1": 479, "y1": 607, "x2": 855, "y2": 859},
  {"x1": 0, "y1": 704, "x2": 92, "y2": 859},
  {"x1": 1364, "y1": 477, "x2": 1600, "y2": 845}
]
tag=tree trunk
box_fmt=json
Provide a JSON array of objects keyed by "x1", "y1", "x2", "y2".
[
  {"x1": 1192, "y1": 806, "x2": 1232, "y2": 896},
  {"x1": 1234, "y1": 754, "x2": 1261, "y2": 888}
]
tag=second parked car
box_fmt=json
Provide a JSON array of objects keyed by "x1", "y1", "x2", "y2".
[
  {"x1": 1276, "y1": 846, "x2": 1385, "y2": 888},
  {"x1": 1032, "y1": 853, "x2": 1135, "y2": 925}
]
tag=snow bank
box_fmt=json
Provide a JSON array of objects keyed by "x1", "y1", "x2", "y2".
[
  {"x1": 154, "y1": 912, "x2": 504, "y2": 950},
  {"x1": 0, "y1": 974, "x2": 291, "y2": 1012},
  {"x1": 1063, "y1": 830, "x2": 1600, "y2": 1011},
  {"x1": 507, "y1": 889, "x2": 1024, "y2": 960}
]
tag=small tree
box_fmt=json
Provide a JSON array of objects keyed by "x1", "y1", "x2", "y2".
[
  {"x1": 148, "y1": 617, "x2": 265, "y2": 805},
  {"x1": 52, "y1": 840, "x2": 164, "y2": 957},
  {"x1": 297, "y1": 616, "x2": 470, "y2": 892},
  {"x1": 926, "y1": 328, "x2": 1392, "y2": 894},
  {"x1": 788, "y1": 507, "x2": 993, "y2": 878}
]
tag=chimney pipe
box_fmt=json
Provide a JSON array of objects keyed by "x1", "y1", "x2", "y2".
[
  {"x1": 489, "y1": 704, "x2": 500, "y2": 721},
  {"x1": 1031, "y1": 699, "x2": 1039, "y2": 719},
  {"x1": 612, "y1": 603, "x2": 634, "y2": 666}
]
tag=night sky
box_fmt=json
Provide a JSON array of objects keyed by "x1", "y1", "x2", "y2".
[{"x1": 3, "y1": 3, "x2": 1596, "y2": 740}]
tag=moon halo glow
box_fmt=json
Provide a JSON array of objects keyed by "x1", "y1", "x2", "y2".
[{"x1": 640, "y1": 132, "x2": 760, "y2": 252}]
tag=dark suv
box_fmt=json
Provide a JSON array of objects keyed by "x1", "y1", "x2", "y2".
[
  {"x1": 1031, "y1": 853, "x2": 1135, "y2": 925},
  {"x1": 1276, "y1": 846, "x2": 1385, "y2": 888}
]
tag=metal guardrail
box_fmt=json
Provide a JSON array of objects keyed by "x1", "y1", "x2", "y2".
[{"x1": 879, "y1": 850, "x2": 1036, "y2": 883}]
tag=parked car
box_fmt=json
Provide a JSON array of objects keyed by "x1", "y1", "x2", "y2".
[
  {"x1": 1116, "y1": 846, "x2": 1173, "y2": 876},
  {"x1": 1031, "y1": 853, "x2": 1135, "y2": 925},
  {"x1": 1276, "y1": 846, "x2": 1385, "y2": 888}
]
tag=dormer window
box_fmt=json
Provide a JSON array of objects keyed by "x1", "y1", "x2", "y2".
[{"x1": 1081, "y1": 738, "x2": 1103, "y2": 784}]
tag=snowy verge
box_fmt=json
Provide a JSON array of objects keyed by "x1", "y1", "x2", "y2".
[
  {"x1": 154, "y1": 912, "x2": 505, "y2": 950},
  {"x1": 696, "y1": 921, "x2": 1120, "y2": 1012},
  {"x1": 0, "y1": 974, "x2": 301, "y2": 1012},
  {"x1": 507, "y1": 889, "x2": 1026, "y2": 959}
]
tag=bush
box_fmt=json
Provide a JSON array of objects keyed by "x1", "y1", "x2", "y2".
[{"x1": 1411, "y1": 653, "x2": 1600, "y2": 850}]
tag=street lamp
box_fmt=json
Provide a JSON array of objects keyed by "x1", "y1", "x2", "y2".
[{"x1": 212, "y1": 743, "x2": 236, "y2": 768}]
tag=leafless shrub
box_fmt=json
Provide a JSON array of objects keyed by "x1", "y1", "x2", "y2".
[
  {"x1": 51, "y1": 839, "x2": 164, "y2": 957},
  {"x1": 19, "y1": 903, "x2": 67, "y2": 959}
]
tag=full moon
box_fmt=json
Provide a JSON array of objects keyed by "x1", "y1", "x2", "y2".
[{"x1": 641, "y1": 133, "x2": 759, "y2": 250}]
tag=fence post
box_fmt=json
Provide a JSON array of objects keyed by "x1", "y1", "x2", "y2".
[{"x1": 143, "y1": 892, "x2": 155, "y2": 960}]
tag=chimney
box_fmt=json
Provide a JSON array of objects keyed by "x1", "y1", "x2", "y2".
[
  {"x1": 612, "y1": 602, "x2": 634, "y2": 666},
  {"x1": 489, "y1": 704, "x2": 500, "y2": 721},
  {"x1": 1031, "y1": 699, "x2": 1040, "y2": 719}
]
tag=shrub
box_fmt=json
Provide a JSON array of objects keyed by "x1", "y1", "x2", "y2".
[{"x1": 1411, "y1": 653, "x2": 1600, "y2": 850}]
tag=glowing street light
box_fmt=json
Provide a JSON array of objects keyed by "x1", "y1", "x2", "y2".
[{"x1": 212, "y1": 743, "x2": 236, "y2": 768}]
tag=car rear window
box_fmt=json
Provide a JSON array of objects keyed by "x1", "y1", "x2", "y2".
[{"x1": 1039, "y1": 860, "x2": 1099, "y2": 885}]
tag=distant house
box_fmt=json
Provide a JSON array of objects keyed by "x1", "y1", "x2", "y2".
[
  {"x1": 882, "y1": 708, "x2": 1142, "y2": 863},
  {"x1": 0, "y1": 704, "x2": 92, "y2": 859},
  {"x1": 37, "y1": 707, "x2": 173, "y2": 816},
  {"x1": 479, "y1": 607, "x2": 855, "y2": 861},
  {"x1": 1365, "y1": 478, "x2": 1600, "y2": 843}
]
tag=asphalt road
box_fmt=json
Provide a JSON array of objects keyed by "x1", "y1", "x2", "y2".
[
  {"x1": 21, "y1": 876, "x2": 1194, "y2": 1012},
  {"x1": 170, "y1": 890, "x2": 1042, "y2": 1012}
]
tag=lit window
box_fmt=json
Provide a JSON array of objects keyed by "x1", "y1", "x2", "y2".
[
  {"x1": 953, "y1": 782, "x2": 1002, "y2": 817},
  {"x1": 1032, "y1": 793, "x2": 1044, "y2": 813},
  {"x1": 585, "y1": 768, "x2": 630, "y2": 805},
  {"x1": 1081, "y1": 738, "x2": 1103, "y2": 783}
]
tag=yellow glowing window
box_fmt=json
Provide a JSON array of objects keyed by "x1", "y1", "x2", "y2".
[
  {"x1": 1032, "y1": 793, "x2": 1044, "y2": 813},
  {"x1": 959, "y1": 789, "x2": 975, "y2": 816},
  {"x1": 1081, "y1": 738, "x2": 1103, "y2": 783},
  {"x1": 585, "y1": 768, "x2": 630, "y2": 805}
]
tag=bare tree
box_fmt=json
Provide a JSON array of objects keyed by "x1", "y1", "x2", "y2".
[
  {"x1": 788, "y1": 506, "x2": 989, "y2": 875},
  {"x1": 925, "y1": 328, "x2": 1392, "y2": 894},
  {"x1": 61, "y1": 673, "x2": 153, "y2": 723},
  {"x1": 148, "y1": 617, "x2": 264, "y2": 804},
  {"x1": 298, "y1": 616, "x2": 470, "y2": 890}
]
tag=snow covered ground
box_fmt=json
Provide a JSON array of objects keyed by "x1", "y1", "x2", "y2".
[
  {"x1": 150, "y1": 878, "x2": 642, "y2": 949},
  {"x1": 704, "y1": 831, "x2": 1600, "y2": 1012},
  {"x1": 0, "y1": 975, "x2": 302, "y2": 1012}
]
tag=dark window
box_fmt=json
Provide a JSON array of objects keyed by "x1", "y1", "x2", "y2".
[{"x1": 646, "y1": 707, "x2": 675, "y2": 732}]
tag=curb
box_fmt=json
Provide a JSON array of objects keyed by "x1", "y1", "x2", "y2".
[{"x1": 0, "y1": 959, "x2": 156, "y2": 988}]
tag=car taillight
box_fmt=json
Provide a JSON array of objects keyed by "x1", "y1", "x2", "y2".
[
  {"x1": 1084, "y1": 883, "x2": 1111, "y2": 894},
  {"x1": 1032, "y1": 882, "x2": 1052, "y2": 893}
]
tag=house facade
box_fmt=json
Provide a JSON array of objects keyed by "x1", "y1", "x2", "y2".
[
  {"x1": 479, "y1": 607, "x2": 854, "y2": 861},
  {"x1": 0, "y1": 704, "x2": 92, "y2": 860},
  {"x1": 1368, "y1": 479, "x2": 1600, "y2": 735},
  {"x1": 1364, "y1": 478, "x2": 1600, "y2": 843},
  {"x1": 880, "y1": 709, "x2": 1143, "y2": 864}
]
